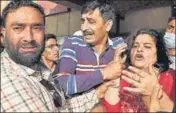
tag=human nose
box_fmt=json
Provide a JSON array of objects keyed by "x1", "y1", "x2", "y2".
[
  {"x1": 54, "y1": 45, "x2": 59, "y2": 51},
  {"x1": 136, "y1": 46, "x2": 143, "y2": 52},
  {"x1": 23, "y1": 27, "x2": 33, "y2": 42},
  {"x1": 81, "y1": 21, "x2": 89, "y2": 32}
]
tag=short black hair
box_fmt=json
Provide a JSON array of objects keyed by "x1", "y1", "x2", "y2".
[
  {"x1": 168, "y1": 15, "x2": 176, "y2": 23},
  {"x1": 126, "y1": 28, "x2": 171, "y2": 72},
  {"x1": 45, "y1": 33, "x2": 57, "y2": 41},
  {"x1": 2, "y1": 0, "x2": 45, "y2": 27},
  {"x1": 81, "y1": 0, "x2": 115, "y2": 22}
]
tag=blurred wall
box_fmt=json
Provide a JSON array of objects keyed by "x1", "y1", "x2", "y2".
[
  {"x1": 0, "y1": 1, "x2": 10, "y2": 14},
  {"x1": 120, "y1": 6, "x2": 171, "y2": 34},
  {"x1": 46, "y1": 6, "x2": 171, "y2": 37},
  {"x1": 45, "y1": 10, "x2": 81, "y2": 37}
]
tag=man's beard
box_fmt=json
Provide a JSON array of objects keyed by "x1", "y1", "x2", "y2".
[{"x1": 4, "y1": 37, "x2": 45, "y2": 68}]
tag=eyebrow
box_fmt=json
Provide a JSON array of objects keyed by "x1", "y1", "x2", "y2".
[
  {"x1": 11, "y1": 23, "x2": 44, "y2": 27},
  {"x1": 144, "y1": 43, "x2": 152, "y2": 45},
  {"x1": 134, "y1": 42, "x2": 152, "y2": 45},
  {"x1": 87, "y1": 17, "x2": 95, "y2": 21},
  {"x1": 11, "y1": 23, "x2": 24, "y2": 26},
  {"x1": 32, "y1": 23, "x2": 44, "y2": 26},
  {"x1": 168, "y1": 25, "x2": 175, "y2": 28}
]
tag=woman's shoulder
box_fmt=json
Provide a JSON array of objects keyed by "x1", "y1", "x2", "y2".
[
  {"x1": 159, "y1": 69, "x2": 175, "y2": 83},
  {"x1": 159, "y1": 69, "x2": 175, "y2": 96},
  {"x1": 160, "y1": 69, "x2": 175, "y2": 76}
]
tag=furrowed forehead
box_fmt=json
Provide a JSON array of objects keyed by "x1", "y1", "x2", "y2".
[{"x1": 5, "y1": 7, "x2": 44, "y2": 26}]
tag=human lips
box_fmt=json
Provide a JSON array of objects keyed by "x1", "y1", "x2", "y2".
[
  {"x1": 53, "y1": 53, "x2": 58, "y2": 57},
  {"x1": 134, "y1": 54, "x2": 144, "y2": 61},
  {"x1": 20, "y1": 46, "x2": 37, "y2": 54},
  {"x1": 83, "y1": 30, "x2": 94, "y2": 36}
]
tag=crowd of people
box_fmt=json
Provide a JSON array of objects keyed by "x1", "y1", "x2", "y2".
[{"x1": 0, "y1": 0, "x2": 175, "y2": 112}]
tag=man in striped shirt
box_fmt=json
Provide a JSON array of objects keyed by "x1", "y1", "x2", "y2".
[{"x1": 54, "y1": 0, "x2": 127, "y2": 112}]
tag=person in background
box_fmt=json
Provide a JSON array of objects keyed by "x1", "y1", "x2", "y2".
[
  {"x1": 54, "y1": 0, "x2": 127, "y2": 112},
  {"x1": 0, "y1": 16, "x2": 4, "y2": 53},
  {"x1": 163, "y1": 15, "x2": 176, "y2": 70},
  {"x1": 40, "y1": 33, "x2": 59, "y2": 79}
]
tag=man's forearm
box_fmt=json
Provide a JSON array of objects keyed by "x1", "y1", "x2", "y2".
[{"x1": 54, "y1": 70, "x2": 104, "y2": 97}]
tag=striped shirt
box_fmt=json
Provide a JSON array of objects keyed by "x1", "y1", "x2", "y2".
[
  {"x1": 1, "y1": 50, "x2": 58, "y2": 112},
  {"x1": 54, "y1": 36, "x2": 125, "y2": 112}
]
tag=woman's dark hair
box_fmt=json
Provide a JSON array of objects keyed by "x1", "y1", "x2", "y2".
[
  {"x1": 2, "y1": 0, "x2": 45, "y2": 27},
  {"x1": 126, "y1": 28, "x2": 171, "y2": 72},
  {"x1": 81, "y1": 0, "x2": 115, "y2": 22},
  {"x1": 168, "y1": 15, "x2": 176, "y2": 23},
  {"x1": 45, "y1": 33, "x2": 57, "y2": 42}
]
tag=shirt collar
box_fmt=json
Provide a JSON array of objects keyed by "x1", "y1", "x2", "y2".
[
  {"x1": 108, "y1": 38, "x2": 113, "y2": 46},
  {"x1": 85, "y1": 36, "x2": 113, "y2": 48},
  {"x1": 19, "y1": 64, "x2": 36, "y2": 75}
]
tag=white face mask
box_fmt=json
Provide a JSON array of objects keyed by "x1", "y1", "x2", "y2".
[{"x1": 164, "y1": 32, "x2": 175, "y2": 49}]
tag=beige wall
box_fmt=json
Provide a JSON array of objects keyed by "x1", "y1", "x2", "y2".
[
  {"x1": 1, "y1": 1, "x2": 10, "y2": 14},
  {"x1": 46, "y1": 6, "x2": 171, "y2": 37},
  {"x1": 46, "y1": 10, "x2": 81, "y2": 37},
  {"x1": 120, "y1": 6, "x2": 171, "y2": 33}
]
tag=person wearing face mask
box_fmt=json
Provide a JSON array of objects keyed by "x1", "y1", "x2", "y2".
[{"x1": 163, "y1": 15, "x2": 176, "y2": 70}]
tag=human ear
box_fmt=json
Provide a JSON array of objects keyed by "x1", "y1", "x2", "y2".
[
  {"x1": 105, "y1": 19, "x2": 113, "y2": 32},
  {"x1": 1, "y1": 28, "x2": 6, "y2": 38}
]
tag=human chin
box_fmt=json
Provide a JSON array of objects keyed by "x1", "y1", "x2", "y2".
[
  {"x1": 84, "y1": 36, "x2": 95, "y2": 45},
  {"x1": 6, "y1": 43, "x2": 43, "y2": 67},
  {"x1": 16, "y1": 46, "x2": 43, "y2": 67},
  {"x1": 132, "y1": 60, "x2": 147, "y2": 69}
]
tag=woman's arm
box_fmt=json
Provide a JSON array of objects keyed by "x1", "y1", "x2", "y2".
[{"x1": 150, "y1": 83, "x2": 174, "y2": 112}]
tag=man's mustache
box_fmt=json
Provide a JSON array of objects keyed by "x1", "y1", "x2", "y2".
[
  {"x1": 83, "y1": 29, "x2": 94, "y2": 36},
  {"x1": 20, "y1": 41, "x2": 39, "y2": 48}
]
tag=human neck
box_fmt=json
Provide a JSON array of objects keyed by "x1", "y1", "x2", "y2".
[
  {"x1": 92, "y1": 35, "x2": 108, "y2": 55},
  {"x1": 42, "y1": 58, "x2": 55, "y2": 72}
]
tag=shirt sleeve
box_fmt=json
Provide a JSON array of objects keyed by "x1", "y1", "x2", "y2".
[
  {"x1": 66, "y1": 89, "x2": 99, "y2": 112},
  {"x1": 54, "y1": 37, "x2": 104, "y2": 97}
]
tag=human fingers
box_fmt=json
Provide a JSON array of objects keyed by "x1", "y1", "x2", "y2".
[
  {"x1": 149, "y1": 85, "x2": 161, "y2": 112},
  {"x1": 121, "y1": 53, "x2": 127, "y2": 63},
  {"x1": 122, "y1": 70, "x2": 141, "y2": 82},
  {"x1": 97, "y1": 81, "x2": 116, "y2": 98},
  {"x1": 114, "y1": 43, "x2": 127, "y2": 56},
  {"x1": 123, "y1": 87, "x2": 141, "y2": 93},
  {"x1": 149, "y1": 63, "x2": 158, "y2": 76},
  {"x1": 98, "y1": 81, "x2": 116, "y2": 93},
  {"x1": 150, "y1": 63, "x2": 160, "y2": 78},
  {"x1": 114, "y1": 48, "x2": 126, "y2": 61},
  {"x1": 104, "y1": 81, "x2": 116, "y2": 88},
  {"x1": 121, "y1": 75, "x2": 141, "y2": 88},
  {"x1": 128, "y1": 66, "x2": 147, "y2": 78},
  {"x1": 157, "y1": 85, "x2": 163, "y2": 100},
  {"x1": 114, "y1": 45, "x2": 127, "y2": 61}
]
